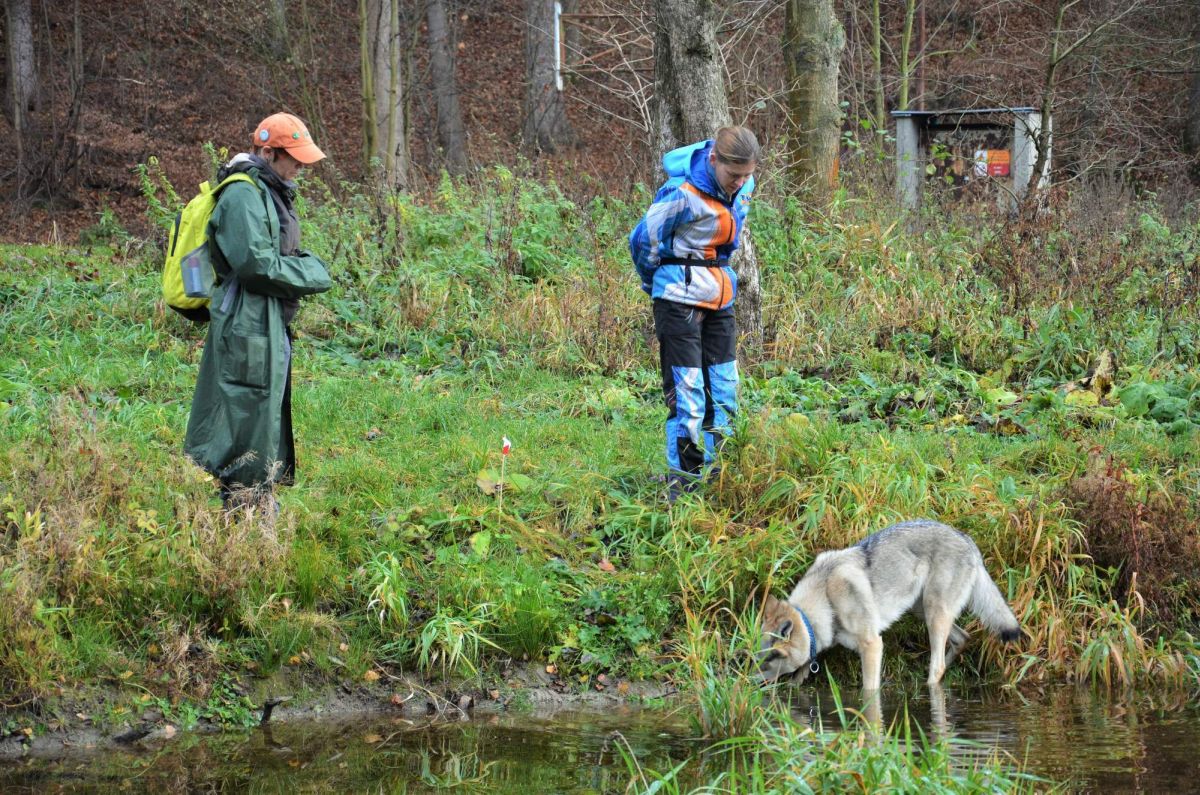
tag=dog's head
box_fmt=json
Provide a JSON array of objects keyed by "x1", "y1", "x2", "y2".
[{"x1": 754, "y1": 595, "x2": 814, "y2": 685}]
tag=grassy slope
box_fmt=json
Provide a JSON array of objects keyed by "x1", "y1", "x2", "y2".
[{"x1": 2, "y1": 170, "x2": 1199, "y2": 788}]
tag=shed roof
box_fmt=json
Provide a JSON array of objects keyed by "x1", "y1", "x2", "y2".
[{"x1": 891, "y1": 107, "x2": 1037, "y2": 118}]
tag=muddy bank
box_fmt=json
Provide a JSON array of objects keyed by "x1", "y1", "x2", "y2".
[{"x1": 0, "y1": 663, "x2": 679, "y2": 762}]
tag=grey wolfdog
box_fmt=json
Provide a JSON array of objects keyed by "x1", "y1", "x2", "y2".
[{"x1": 757, "y1": 520, "x2": 1022, "y2": 690}]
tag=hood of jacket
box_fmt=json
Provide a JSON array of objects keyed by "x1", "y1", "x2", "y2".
[
  {"x1": 660, "y1": 139, "x2": 753, "y2": 204},
  {"x1": 218, "y1": 153, "x2": 297, "y2": 206}
]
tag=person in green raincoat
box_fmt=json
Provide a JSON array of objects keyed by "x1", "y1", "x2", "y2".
[{"x1": 184, "y1": 112, "x2": 332, "y2": 517}]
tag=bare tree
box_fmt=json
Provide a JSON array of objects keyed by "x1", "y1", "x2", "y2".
[
  {"x1": 523, "y1": 0, "x2": 574, "y2": 153},
  {"x1": 652, "y1": 0, "x2": 761, "y2": 347},
  {"x1": 4, "y1": 0, "x2": 36, "y2": 125},
  {"x1": 267, "y1": 0, "x2": 290, "y2": 60},
  {"x1": 783, "y1": 0, "x2": 845, "y2": 201},
  {"x1": 1026, "y1": 0, "x2": 1144, "y2": 202},
  {"x1": 360, "y1": 0, "x2": 408, "y2": 188},
  {"x1": 869, "y1": 0, "x2": 884, "y2": 128},
  {"x1": 898, "y1": 0, "x2": 916, "y2": 109},
  {"x1": 426, "y1": 0, "x2": 469, "y2": 174},
  {"x1": 1186, "y1": 16, "x2": 1200, "y2": 163},
  {"x1": 558, "y1": 1, "x2": 655, "y2": 153}
]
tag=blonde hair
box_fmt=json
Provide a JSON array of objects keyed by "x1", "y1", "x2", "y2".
[{"x1": 714, "y1": 126, "x2": 760, "y2": 166}]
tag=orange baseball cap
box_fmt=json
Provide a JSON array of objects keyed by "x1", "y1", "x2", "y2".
[{"x1": 253, "y1": 112, "x2": 326, "y2": 164}]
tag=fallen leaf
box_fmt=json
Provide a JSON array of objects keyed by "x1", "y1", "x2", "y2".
[
  {"x1": 476, "y1": 468, "x2": 533, "y2": 495},
  {"x1": 598, "y1": 558, "x2": 616, "y2": 573},
  {"x1": 476, "y1": 469, "x2": 501, "y2": 495},
  {"x1": 119, "y1": 670, "x2": 133, "y2": 680},
  {"x1": 617, "y1": 682, "x2": 630, "y2": 695},
  {"x1": 364, "y1": 733, "x2": 382, "y2": 744},
  {"x1": 363, "y1": 669, "x2": 381, "y2": 682},
  {"x1": 983, "y1": 387, "x2": 1020, "y2": 407},
  {"x1": 339, "y1": 643, "x2": 349, "y2": 652},
  {"x1": 288, "y1": 656, "x2": 302, "y2": 666},
  {"x1": 545, "y1": 664, "x2": 557, "y2": 675}
]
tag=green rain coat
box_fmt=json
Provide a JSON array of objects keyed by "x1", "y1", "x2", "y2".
[{"x1": 183, "y1": 163, "x2": 331, "y2": 489}]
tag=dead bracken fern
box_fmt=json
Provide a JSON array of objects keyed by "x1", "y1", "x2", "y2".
[{"x1": 1067, "y1": 450, "x2": 1200, "y2": 625}]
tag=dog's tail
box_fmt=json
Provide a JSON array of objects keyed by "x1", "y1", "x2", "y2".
[{"x1": 970, "y1": 566, "x2": 1022, "y2": 642}]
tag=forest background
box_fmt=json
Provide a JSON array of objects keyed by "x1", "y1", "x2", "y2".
[
  {"x1": 3, "y1": 0, "x2": 1199, "y2": 237},
  {"x1": 1, "y1": 2, "x2": 1200, "y2": 786}
]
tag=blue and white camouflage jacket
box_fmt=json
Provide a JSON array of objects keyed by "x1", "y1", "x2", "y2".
[{"x1": 628, "y1": 139, "x2": 755, "y2": 310}]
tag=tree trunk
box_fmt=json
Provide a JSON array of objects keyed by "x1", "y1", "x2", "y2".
[
  {"x1": 523, "y1": 0, "x2": 573, "y2": 153},
  {"x1": 5, "y1": 0, "x2": 36, "y2": 199},
  {"x1": 268, "y1": 0, "x2": 290, "y2": 60},
  {"x1": 651, "y1": 0, "x2": 727, "y2": 153},
  {"x1": 561, "y1": 0, "x2": 581, "y2": 66},
  {"x1": 915, "y1": 0, "x2": 925, "y2": 110},
  {"x1": 783, "y1": 0, "x2": 845, "y2": 203},
  {"x1": 426, "y1": 0, "x2": 468, "y2": 174},
  {"x1": 870, "y1": 0, "x2": 884, "y2": 132},
  {"x1": 898, "y1": 0, "x2": 915, "y2": 110},
  {"x1": 1186, "y1": 23, "x2": 1200, "y2": 161},
  {"x1": 4, "y1": 0, "x2": 36, "y2": 125},
  {"x1": 361, "y1": 0, "x2": 408, "y2": 188},
  {"x1": 652, "y1": 0, "x2": 761, "y2": 349},
  {"x1": 1026, "y1": 0, "x2": 1066, "y2": 208}
]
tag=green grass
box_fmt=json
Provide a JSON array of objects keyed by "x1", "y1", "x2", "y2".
[{"x1": 2, "y1": 171, "x2": 1199, "y2": 788}]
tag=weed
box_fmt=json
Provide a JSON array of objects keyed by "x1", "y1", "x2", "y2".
[
  {"x1": 2, "y1": 164, "x2": 1200, "y2": 731},
  {"x1": 416, "y1": 604, "x2": 499, "y2": 679}
]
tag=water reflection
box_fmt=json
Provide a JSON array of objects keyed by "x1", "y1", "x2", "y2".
[
  {"x1": 0, "y1": 707, "x2": 703, "y2": 794},
  {"x1": 790, "y1": 684, "x2": 1200, "y2": 792},
  {"x1": 2, "y1": 687, "x2": 1199, "y2": 792}
]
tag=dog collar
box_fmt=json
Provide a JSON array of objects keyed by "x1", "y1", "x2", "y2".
[{"x1": 797, "y1": 607, "x2": 818, "y2": 657}]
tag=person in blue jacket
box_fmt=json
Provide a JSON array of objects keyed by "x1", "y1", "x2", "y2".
[{"x1": 629, "y1": 126, "x2": 760, "y2": 500}]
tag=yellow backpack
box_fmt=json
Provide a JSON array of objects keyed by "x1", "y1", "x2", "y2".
[{"x1": 162, "y1": 172, "x2": 259, "y2": 321}]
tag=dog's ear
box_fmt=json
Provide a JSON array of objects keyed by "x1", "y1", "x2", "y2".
[
  {"x1": 777, "y1": 619, "x2": 793, "y2": 640},
  {"x1": 763, "y1": 594, "x2": 780, "y2": 611}
]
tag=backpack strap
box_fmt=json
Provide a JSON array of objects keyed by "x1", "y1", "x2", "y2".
[
  {"x1": 206, "y1": 172, "x2": 264, "y2": 288},
  {"x1": 214, "y1": 171, "x2": 261, "y2": 194}
]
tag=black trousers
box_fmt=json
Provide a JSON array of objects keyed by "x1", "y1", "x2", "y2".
[{"x1": 653, "y1": 299, "x2": 738, "y2": 477}]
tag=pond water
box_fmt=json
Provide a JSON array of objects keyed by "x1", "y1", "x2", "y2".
[{"x1": 3, "y1": 686, "x2": 1199, "y2": 792}]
